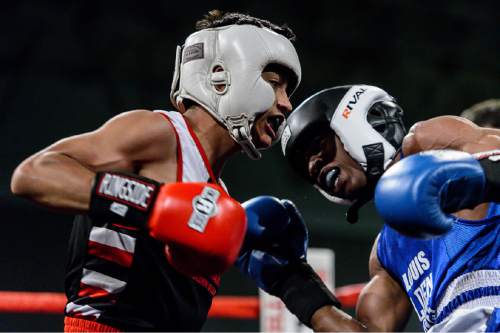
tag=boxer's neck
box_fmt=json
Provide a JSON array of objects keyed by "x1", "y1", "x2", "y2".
[
  {"x1": 453, "y1": 202, "x2": 490, "y2": 220},
  {"x1": 183, "y1": 106, "x2": 240, "y2": 177}
]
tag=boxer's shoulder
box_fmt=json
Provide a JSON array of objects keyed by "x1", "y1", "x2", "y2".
[
  {"x1": 98, "y1": 109, "x2": 178, "y2": 160},
  {"x1": 105, "y1": 109, "x2": 176, "y2": 136}
]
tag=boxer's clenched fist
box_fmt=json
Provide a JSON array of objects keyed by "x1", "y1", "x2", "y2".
[
  {"x1": 375, "y1": 149, "x2": 499, "y2": 237},
  {"x1": 90, "y1": 172, "x2": 247, "y2": 275},
  {"x1": 235, "y1": 196, "x2": 339, "y2": 327}
]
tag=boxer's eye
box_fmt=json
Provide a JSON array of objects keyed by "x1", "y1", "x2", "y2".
[
  {"x1": 304, "y1": 137, "x2": 322, "y2": 159},
  {"x1": 314, "y1": 135, "x2": 326, "y2": 151},
  {"x1": 303, "y1": 137, "x2": 324, "y2": 171},
  {"x1": 269, "y1": 80, "x2": 280, "y2": 88},
  {"x1": 323, "y1": 136, "x2": 337, "y2": 161},
  {"x1": 314, "y1": 136, "x2": 334, "y2": 157}
]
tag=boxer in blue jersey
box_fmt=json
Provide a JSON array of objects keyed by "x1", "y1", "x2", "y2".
[{"x1": 281, "y1": 85, "x2": 500, "y2": 332}]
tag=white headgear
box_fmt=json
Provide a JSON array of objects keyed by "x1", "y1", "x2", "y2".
[{"x1": 170, "y1": 24, "x2": 301, "y2": 159}]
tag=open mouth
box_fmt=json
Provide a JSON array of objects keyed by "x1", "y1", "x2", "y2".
[{"x1": 265, "y1": 116, "x2": 284, "y2": 141}]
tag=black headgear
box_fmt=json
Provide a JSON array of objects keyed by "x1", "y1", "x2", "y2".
[{"x1": 281, "y1": 85, "x2": 406, "y2": 221}]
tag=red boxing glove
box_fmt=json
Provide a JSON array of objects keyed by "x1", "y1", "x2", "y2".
[
  {"x1": 89, "y1": 173, "x2": 247, "y2": 276},
  {"x1": 149, "y1": 183, "x2": 247, "y2": 276}
]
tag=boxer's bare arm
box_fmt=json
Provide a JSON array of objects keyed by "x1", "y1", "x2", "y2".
[
  {"x1": 355, "y1": 237, "x2": 412, "y2": 331},
  {"x1": 311, "y1": 303, "x2": 368, "y2": 332},
  {"x1": 311, "y1": 237, "x2": 411, "y2": 332},
  {"x1": 11, "y1": 110, "x2": 176, "y2": 213},
  {"x1": 402, "y1": 115, "x2": 500, "y2": 155}
]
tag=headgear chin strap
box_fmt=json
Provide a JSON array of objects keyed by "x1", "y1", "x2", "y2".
[{"x1": 171, "y1": 24, "x2": 301, "y2": 160}]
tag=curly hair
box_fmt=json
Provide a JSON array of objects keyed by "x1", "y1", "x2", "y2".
[{"x1": 195, "y1": 9, "x2": 296, "y2": 41}]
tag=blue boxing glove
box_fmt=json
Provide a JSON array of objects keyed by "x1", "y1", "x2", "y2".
[
  {"x1": 236, "y1": 196, "x2": 308, "y2": 293},
  {"x1": 235, "y1": 196, "x2": 340, "y2": 327},
  {"x1": 375, "y1": 149, "x2": 497, "y2": 237}
]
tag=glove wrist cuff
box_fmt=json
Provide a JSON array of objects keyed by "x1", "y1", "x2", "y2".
[
  {"x1": 89, "y1": 172, "x2": 161, "y2": 227},
  {"x1": 475, "y1": 150, "x2": 500, "y2": 203},
  {"x1": 272, "y1": 261, "x2": 341, "y2": 328}
]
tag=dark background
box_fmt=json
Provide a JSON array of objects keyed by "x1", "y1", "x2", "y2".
[{"x1": 1, "y1": 0, "x2": 499, "y2": 331}]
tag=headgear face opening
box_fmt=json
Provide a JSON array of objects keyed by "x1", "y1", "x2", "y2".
[
  {"x1": 171, "y1": 24, "x2": 301, "y2": 160},
  {"x1": 281, "y1": 85, "x2": 406, "y2": 204}
]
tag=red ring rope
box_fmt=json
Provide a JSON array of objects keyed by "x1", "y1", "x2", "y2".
[{"x1": 0, "y1": 283, "x2": 365, "y2": 319}]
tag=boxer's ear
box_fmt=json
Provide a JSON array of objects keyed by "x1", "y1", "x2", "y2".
[{"x1": 211, "y1": 65, "x2": 228, "y2": 93}]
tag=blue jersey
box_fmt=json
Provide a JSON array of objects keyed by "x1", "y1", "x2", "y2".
[{"x1": 377, "y1": 202, "x2": 500, "y2": 331}]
